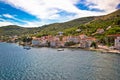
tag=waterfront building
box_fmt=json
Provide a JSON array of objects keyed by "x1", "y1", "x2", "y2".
[
  {"x1": 96, "y1": 28, "x2": 104, "y2": 34},
  {"x1": 108, "y1": 34, "x2": 120, "y2": 50},
  {"x1": 79, "y1": 37, "x2": 96, "y2": 48},
  {"x1": 115, "y1": 36, "x2": 120, "y2": 50},
  {"x1": 32, "y1": 38, "x2": 41, "y2": 46}
]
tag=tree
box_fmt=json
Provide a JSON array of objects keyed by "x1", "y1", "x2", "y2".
[
  {"x1": 21, "y1": 36, "x2": 32, "y2": 42},
  {"x1": 116, "y1": 20, "x2": 120, "y2": 25},
  {"x1": 90, "y1": 41, "x2": 97, "y2": 49},
  {"x1": 65, "y1": 41, "x2": 76, "y2": 46}
]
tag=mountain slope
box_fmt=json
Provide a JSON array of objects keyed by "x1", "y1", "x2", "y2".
[
  {"x1": 36, "y1": 17, "x2": 95, "y2": 36},
  {"x1": 0, "y1": 17, "x2": 95, "y2": 36},
  {"x1": 36, "y1": 9, "x2": 120, "y2": 37},
  {"x1": 0, "y1": 9, "x2": 120, "y2": 37},
  {"x1": 80, "y1": 9, "x2": 120, "y2": 36},
  {"x1": 0, "y1": 25, "x2": 39, "y2": 36}
]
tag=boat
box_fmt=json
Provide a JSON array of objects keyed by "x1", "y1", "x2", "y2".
[
  {"x1": 57, "y1": 48, "x2": 64, "y2": 51},
  {"x1": 23, "y1": 45, "x2": 31, "y2": 50}
]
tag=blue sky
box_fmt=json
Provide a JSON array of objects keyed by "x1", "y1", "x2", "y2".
[{"x1": 0, "y1": 0, "x2": 119, "y2": 27}]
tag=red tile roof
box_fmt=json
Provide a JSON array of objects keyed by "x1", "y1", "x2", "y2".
[{"x1": 108, "y1": 34, "x2": 120, "y2": 37}]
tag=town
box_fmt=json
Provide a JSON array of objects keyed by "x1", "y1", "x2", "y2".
[{"x1": 1, "y1": 32, "x2": 120, "y2": 53}]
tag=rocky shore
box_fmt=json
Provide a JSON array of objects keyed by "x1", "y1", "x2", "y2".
[
  {"x1": 69, "y1": 44, "x2": 120, "y2": 54},
  {"x1": 89, "y1": 45, "x2": 120, "y2": 54}
]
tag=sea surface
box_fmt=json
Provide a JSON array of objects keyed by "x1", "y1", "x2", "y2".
[{"x1": 0, "y1": 42, "x2": 120, "y2": 80}]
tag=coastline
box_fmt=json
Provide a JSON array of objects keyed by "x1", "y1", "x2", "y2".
[
  {"x1": 68, "y1": 45, "x2": 120, "y2": 54},
  {"x1": 1, "y1": 42, "x2": 120, "y2": 54},
  {"x1": 89, "y1": 47, "x2": 120, "y2": 54}
]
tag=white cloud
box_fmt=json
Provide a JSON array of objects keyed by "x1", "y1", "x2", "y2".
[
  {"x1": 1, "y1": 0, "x2": 81, "y2": 19},
  {"x1": 0, "y1": 21, "x2": 14, "y2": 27},
  {"x1": 2, "y1": 14, "x2": 24, "y2": 22},
  {"x1": 20, "y1": 21, "x2": 46, "y2": 27},
  {"x1": 0, "y1": 18, "x2": 5, "y2": 21},
  {"x1": 0, "y1": 18, "x2": 14, "y2": 27},
  {"x1": 0, "y1": 0, "x2": 119, "y2": 27},
  {"x1": 0, "y1": 19, "x2": 42, "y2": 27},
  {"x1": 1, "y1": 0, "x2": 106, "y2": 19},
  {"x1": 0, "y1": 14, "x2": 43, "y2": 27},
  {"x1": 2, "y1": 14, "x2": 15, "y2": 18},
  {"x1": 0, "y1": 18, "x2": 43, "y2": 27},
  {"x1": 0, "y1": 17, "x2": 21, "y2": 27},
  {"x1": 85, "y1": 0, "x2": 120, "y2": 13}
]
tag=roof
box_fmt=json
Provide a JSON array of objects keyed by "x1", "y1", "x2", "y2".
[
  {"x1": 108, "y1": 34, "x2": 120, "y2": 37},
  {"x1": 81, "y1": 37, "x2": 96, "y2": 41}
]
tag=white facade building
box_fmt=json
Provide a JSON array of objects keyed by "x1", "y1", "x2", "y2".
[
  {"x1": 67, "y1": 36, "x2": 79, "y2": 43},
  {"x1": 50, "y1": 41, "x2": 56, "y2": 47},
  {"x1": 32, "y1": 39, "x2": 41, "y2": 46},
  {"x1": 115, "y1": 37, "x2": 120, "y2": 50}
]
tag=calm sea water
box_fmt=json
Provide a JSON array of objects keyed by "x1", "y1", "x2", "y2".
[{"x1": 0, "y1": 42, "x2": 120, "y2": 80}]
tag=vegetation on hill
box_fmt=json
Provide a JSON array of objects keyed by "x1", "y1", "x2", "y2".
[
  {"x1": 0, "y1": 25, "x2": 40, "y2": 36},
  {"x1": 35, "y1": 9, "x2": 120, "y2": 38},
  {"x1": 35, "y1": 17, "x2": 95, "y2": 37},
  {"x1": 81, "y1": 9, "x2": 120, "y2": 45},
  {"x1": 0, "y1": 9, "x2": 120, "y2": 45}
]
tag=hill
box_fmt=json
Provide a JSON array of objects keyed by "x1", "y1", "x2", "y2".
[
  {"x1": 36, "y1": 17, "x2": 95, "y2": 36},
  {"x1": 82, "y1": 9, "x2": 120, "y2": 36},
  {"x1": 35, "y1": 9, "x2": 120, "y2": 37},
  {"x1": 0, "y1": 9, "x2": 120, "y2": 38},
  {"x1": 0, "y1": 17, "x2": 95, "y2": 37},
  {"x1": 0, "y1": 25, "x2": 40, "y2": 36}
]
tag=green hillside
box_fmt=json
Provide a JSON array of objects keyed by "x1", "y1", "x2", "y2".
[
  {"x1": 35, "y1": 9, "x2": 120, "y2": 37},
  {"x1": 0, "y1": 25, "x2": 39, "y2": 36},
  {"x1": 0, "y1": 9, "x2": 120, "y2": 39},
  {"x1": 0, "y1": 17, "x2": 95, "y2": 37},
  {"x1": 74, "y1": 9, "x2": 120, "y2": 46},
  {"x1": 35, "y1": 17, "x2": 95, "y2": 37},
  {"x1": 82, "y1": 9, "x2": 120, "y2": 36}
]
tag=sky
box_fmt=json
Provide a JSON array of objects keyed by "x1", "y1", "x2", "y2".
[{"x1": 0, "y1": 0, "x2": 120, "y2": 27}]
